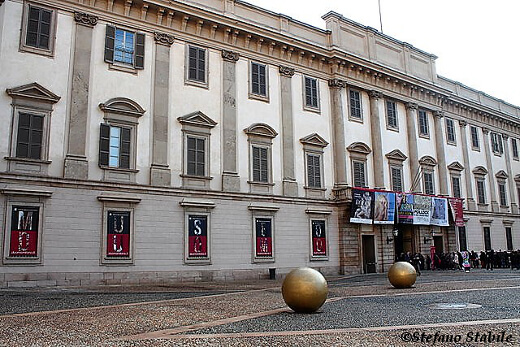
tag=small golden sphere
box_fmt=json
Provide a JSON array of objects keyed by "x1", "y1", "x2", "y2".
[
  {"x1": 282, "y1": 267, "x2": 328, "y2": 313},
  {"x1": 388, "y1": 261, "x2": 417, "y2": 288}
]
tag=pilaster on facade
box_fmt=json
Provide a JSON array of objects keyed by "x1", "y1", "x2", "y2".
[
  {"x1": 432, "y1": 111, "x2": 448, "y2": 195},
  {"x1": 279, "y1": 65, "x2": 297, "y2": 197},
  {"x1": 458, "y1": 120, "x2": 476, "y2": 211},
  {"x1": 368, "y1": 90, "x2": 384, "y2": 189},
  {"x1": 501, "y1": 133, "x2": 518, "y2": 214},
  {"x1": 64, "y1": 11, "x2": 98, "y2": 180},
  {"x1": 481, "y1": 127, "x2": 499, "y2": 212},
  {"x1": 405, "y1": 102, "x2": 420, "y2": 192}
]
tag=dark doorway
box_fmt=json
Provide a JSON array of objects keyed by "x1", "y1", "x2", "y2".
[
  {"x1": 362, "y1": 235, "x2": 376, "y2": 273},
  {"x1": 433, "y1": 235, "x2": 444, "y2": 254}
]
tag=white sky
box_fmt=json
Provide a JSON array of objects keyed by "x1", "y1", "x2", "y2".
[{"x1": 246, "y1": 0, "x2": 520, "y2": 108}]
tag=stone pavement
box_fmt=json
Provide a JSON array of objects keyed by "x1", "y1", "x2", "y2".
[{"x1": 1, "y1": 269, "x2": 520, "y2": 346}]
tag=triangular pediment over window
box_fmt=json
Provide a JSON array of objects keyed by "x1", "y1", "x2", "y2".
[
  {"x1": 300, "y1": 133, "x2": 329, "y2": 148},
  {"x1": 495, "y1": 170, "x2": 508, "y2": 179},
  {"x1": 385, "y1": 149, "x2": 407, "y2": 162},
  {"x1": 244, "y1": 123, "x2": 278, "y2": 138},
  {"x1": 419, "y1": 155, "x2": 437, "y2": 167},
  {"x1": 178, "y1": 111, "x2": 217, "y2": 128},
  {"x1": 447, "y1": 161, "x2": 464, "y2": 172},
  {"x1": 472, "y1": 166, "x2": 488, "y2": 176},
  {"x1": 347, "y1": 142, "x2": 371, "y2": 155},
  {"x1": 6, "y1": 82, "x2": 60, "y2": 104}
]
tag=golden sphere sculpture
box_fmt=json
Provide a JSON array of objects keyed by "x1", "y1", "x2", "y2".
[
  {"x1": 282, "y1": 267, "x2": 328, "y2": 313},
  {"x1": 388, "y1": 261, "x2": 417, "y2": 288}
]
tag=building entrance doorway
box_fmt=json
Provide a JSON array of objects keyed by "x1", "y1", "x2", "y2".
[
  {"x1": 362, "y1": 235, "x2": 376, "y2": 273},
  {"x1": 433, "y1": 235, "x2": 444, "y2": 254},
  {"x1": 395, "y1": 225, "x2": 415, "y2": 259}
]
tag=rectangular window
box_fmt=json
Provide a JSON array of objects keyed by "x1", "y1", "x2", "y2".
[
  {"x1": 349, "y1": 90, "x2": 362, "y2": 120},
  {"x1": 418, "y1": 109, "x2": 429, "y2": 136},
  {"x1": 483, "y1": 226, "x2": 492, "y2": 251},
  {"x1": 499, "y1": 183, "x2": 508, "y2": 206},
  {"x1": 311, "y1": 220, "x2": 327, "y2": 258},
  {"x1": 476, "y1": 179, "x2": 486, "y2": 204},
  {"x1": 491, "y1": 132, "x2": 503, "y2": 154},
  {"x1": 187, "y1": 136, "x2": 206, "y2": 176},
  {"x1": 512, "y1": 138, "x2": 519, "y2": 159},
  {"x1": 386, "y1": 100, "x2": 398, "y2": 129},
  {"x1": 104, "y1": 26, "x2": 144, "y2": 69},
  {"x1": 452, "y1": 176, "x2": 461, "y2": 198},
  {"x1": 16, "y1": 113, "x2": 43, "y2": 160},
  {"x1": 306, "y1": 153, "x2": 322, "y2": 188},
  {"x1": 353, "y1": 161, "x2": 366, "y2": 188},
  {"x1": 423, "y1": 172, "x2": 434, "y2": 195},
  {"x1": 304, "y1": 76, "x2": 319, "y2": 109},
  {"x1": 99, "y1": 124, "x2": 131, "y2": 169},
  {"x1": 251, "y1": 62, "x2": 267, "y2": 97},
  {"x1": 470, "y1": 126, "x2": 480, "y2": 150},
  {"x1": 188, "y1": 45, "x2": 206, "y2": 83},
  {"x1": 252, "y1": 146, "x2": 269, "y2": 183},
  {"x1": 506, "y1": 227, "x2": 513, "y2": 251},
  {"x1": 458, "y1": 226, "x2": 467, "y2": 252},
  {"x1": 446, "y1": 118, "x2": 456, "y2": 144},
  {"x1": 26, "y1": 5, "x2": 52, "y2": 50},
  {"x1": 391, "y1": 166, "x2": 403, "y2": 192}
]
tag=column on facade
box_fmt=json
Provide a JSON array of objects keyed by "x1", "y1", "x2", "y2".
[
  {"x1": 432, "y1": 111, "x2": 448, "y2": 195},
  {"x1": 279, "y1": 66, "x2": 298, "y2": 197},
  {"x1": 221, "y1": 50, "x2": 240, "y2": 191},
  {"x1": 481, "y1": 127, "x2": 499, "y2": 212},
  {"x1": 368, "y1": 91, "x2": 385, "y2": 189},
  {"x1": 328, "y1": 79, "x2": 348, "y2": 193},
  {"x1": 501, "y1": 134, "x2": 518, "y2": 213},
  {"x1": 150, "y1": 32, "x2": 175, "y2": 186},
  {"x1": 405, "y1": 103, "x2": 420, "y2": 192},
  {"x1": 458, "y1": 120, "x2": 476, "y2": 210},
  {"x1": 63, "y1": 12, "x2": 98, "y2": 179}
]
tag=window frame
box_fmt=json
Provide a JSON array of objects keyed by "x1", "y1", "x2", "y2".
[
  {"x1": 385, "y1": 99, "x2": 398, "y2": 131},
  {"x1": 303, "y1": 75, "x2": 320, "y2": 112},
  {"x1": 185, "y1": 44, "x2": 208, "y2": 87},
  {"x1": 470, "y1": 126, "x2": 480, "y2": 151},
  {"x1": 451, "y1": 175, "x2": 462, "y2": 198},
  {"x1": 423, "y1": 171, "x2": 435, "y2": 195},
  {"x1": 352, "y1": 160, "x2": 367, "y2": 188},
  {"x1": 512, "y1": 138, "x2": 519, "y2": 160},
  {"x1": 348, "y1": 89, "x2": 363, "y2": 121},
  {"x1": 418, "y1": 109, "x2": 429, "y2": 138},
  {"x1": 505, "y1": 226, "x2": 513, "y2": 251},
  {"x1": 445, "y1": 117, "x2": 456, "y2": 145},
  {"x1": 249, "y1": 61, "x2": 268, "y2": 100},
  {"x1": 498, "y1": 181, "x2": 508, "y2": 207},
  {"x1": 476, "y1": 178, "x2": 486, "y2": 205},
  {"x1": 390, "y1": 165, "x2": 403, "y2": 192},
  {"x1": 490, "y1": 132, "x2": 504, "y2": 155},
  {"x1": 244, "y1": 123, "x2": 278, "y2": 194},
  {"x1": 19, "y1": 3, "x2": 57, "y2": 57},
  {"x1": 180, "y1": 199, "x2": 215, "y2": 265},
  {"x1": 104, "y1": 25, "x2": 145, "y2": 72},
  {"x1": 305, "y1": 152, "x2": 323, "y2": 189},
  {"x1": 483, "y1": 226, "x2": 492, "y2": 251}
]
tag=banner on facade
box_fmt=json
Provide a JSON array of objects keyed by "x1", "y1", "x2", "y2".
[
  {"x1": 430, "y1": 197, "x2": 449, "y2": 226},
  {"x1": 188, "y1": 215, "x2": 208, "y2": 258},
  {"x1": 9, "y1": 206, "x2": 39, "y2": 257},
  {"x1": 255, "y1": 218, "x2": 273, "y2": 257},
  {"x1": 413, "y1": 195, "x2": 432, "y2": 225},
  {"x1": 311, "y1": 220, "x2": 327, "y2": 256},
  {"x1": 107, "y1": 211, "x2": 130, "y2": 257},
  {"x1": 373, "y1": 191, "x2": 396, "y2": 225},
  {"x1": 448, "y1": 197, "x2": 465, "y2": 227},
  {"x1": 350, "y1": 189, "x2": 374, "y2": 224},
  {"x1": 396, "y1": 193, "x2": 414, "y2": 224}
]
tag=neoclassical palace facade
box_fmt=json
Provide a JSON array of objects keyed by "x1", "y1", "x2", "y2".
[{"x1": 1, "y1": 0, "x2": 519, "y2": 287}]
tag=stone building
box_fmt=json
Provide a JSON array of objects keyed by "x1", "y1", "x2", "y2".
[{"x1": 0, "y1": 0, "x2": 519, "y2": 287}]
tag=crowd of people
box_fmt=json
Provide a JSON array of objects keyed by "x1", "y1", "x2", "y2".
[{"x1": 397, "y1": 249, "x2": 520, "y2": 273}]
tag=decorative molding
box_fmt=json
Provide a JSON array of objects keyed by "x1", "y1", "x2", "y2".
[
  {"x1": 369, "y1": 90, "x2": 382, "y2": 99},
  {"x1": 299, "y1": 133, "x2": 329, "y2": 148},
  {"x1": 502, "y1": 133, "x2": 509, "y2": 140},
  {"x1": 74, "y1": 11, "x2": 98, "y2": 27},
  {"x1": 221, "y1": 50, "x2": 239, "y2": 62},
  {"x1": 97, "y1": 194, "x2": 142, "y2": 203},
  {"x1": 99, "y1": 97, "x2": 145, "y2": 118},
  {"x1": 179, "y1": 198, "x2": 216, "y2": 209},
  {"x1": 248, "y1": 203, "x2": 280, "y2": 212},
  {"x1": 6, "y1": 82, "x2": 61, "y2": 104},
  {"x1": 419, "y1": 155, "x2": 437, "y2": 167},
  {"x1": 472, "y1": 166, "x2": 488, "y2": 176},
  {"x1": 447, "y1": 161, "x2": 464, "y2": 172},
  {"x1": 385, "y1": 149, "x2": 407, "y2": 162},
  {"x1": 178, "y1": 111, "x2": 217, "y2": 129},
  {"x1": 405, "y1": 102, "x2": 418, "y2": 110},
  {"x1": 495, "y1": 170, "x2": 508, "y2": 179},
  {"x1": 328, "y1": 78, "x2": 346, "y2": 89},
  {"x1": 481, "y1": 127, "x2": 490, "y2": 135},
  {"x1": 305, "y1": 208, "x2": 332, "y2": 215},
  {"x1": 347, "y1": 142, "x2": 371, "y2": 155},
  {"x1": 433, "y1": 110, "x2": 444, "y2": 118},
  {"x1": 244, "y1": 123, "x2": 278, "y2": 138},
  {"x1": 1, "y1": 187, "x2": 53, "y2": 197},
  {"x1": 458, "y1": 120, "x2": 467, "y2": 127},
  {"x1": 278, "y1": 65, "x2": 295, "y2": 77},
  {"x1": 153, "y1": 32, "x2": 174, "y2": 46}
]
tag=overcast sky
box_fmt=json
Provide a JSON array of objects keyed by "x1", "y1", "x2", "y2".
[{"x1": 246, "y1": 0, "x2": 520, "y2": 108}]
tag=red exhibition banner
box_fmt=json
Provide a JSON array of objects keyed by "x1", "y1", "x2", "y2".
[
  {"x1": 9, "y1": 206, "x2": 39, "y2": 257},
  {"x1": 188, "y1": 215, "x2": 208, "y2": 258},
  {"x1": 311, "y1": 220, "x2": 326, "y2": 256},
  {"x1": 448, "y1": 198, "x2": 465, "y2": 227},
  {"x1": 107, "y1": 211, "x2": 130, "y2": 257},
  {"x1": 255, "y1": 218, "x2": 272, "y2": 257}
]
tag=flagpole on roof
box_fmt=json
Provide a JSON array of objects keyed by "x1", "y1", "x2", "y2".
[{"x1": 378, "y1": 0, "x2": 383, "y2": 33}]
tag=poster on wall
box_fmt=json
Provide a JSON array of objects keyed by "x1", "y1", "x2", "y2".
[
  {"x1": 373, "y1": 191, "x2": 396, "y2": 225},
  {"x1": 396, "y1": 193, "x2": 414, "y2": 224},
  {"x1": 255, "y1": 218, "x2": 273, "y2": 257},
  {"x1": 188, "y1": 215, "x2": 208, "y2": 258},
  {"x1": 448, "y1": 198, "x2": 465, "y2": 227},
  {"x1": 413, "y1": 195, "x2": 432, "y2": 225},
  {"x1": 350, "y1": 189, "x2": 374, "y2": 224},
  {"x1": 430, "y1": 197, "x2": 449, "y2": 226},
  {"x1": 9, "y1": 206, "x2": 39, "y2": 257},
  {"x1": 311, "y1": 220, "x2": 327, "y2": 257},
  {"x1": 106, "y1": 211, "x2": 131, "y2": 257}
]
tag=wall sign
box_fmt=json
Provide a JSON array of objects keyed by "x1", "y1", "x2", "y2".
[
  {"x1": 106, "y1": 211, "x2": 130, "y2": 257},
  {"x1": 311, "y1": 220, "x2": 327, "y2": 257},
  {"x1": 188, "y1": 215, "x2": 208, "y2": 258},
  {"x1": 255, "y1": 218, "x2": 272, "y2": 257},
  {"x1": 9, "y1": 206, "x2": 39, "y2": 257}
]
